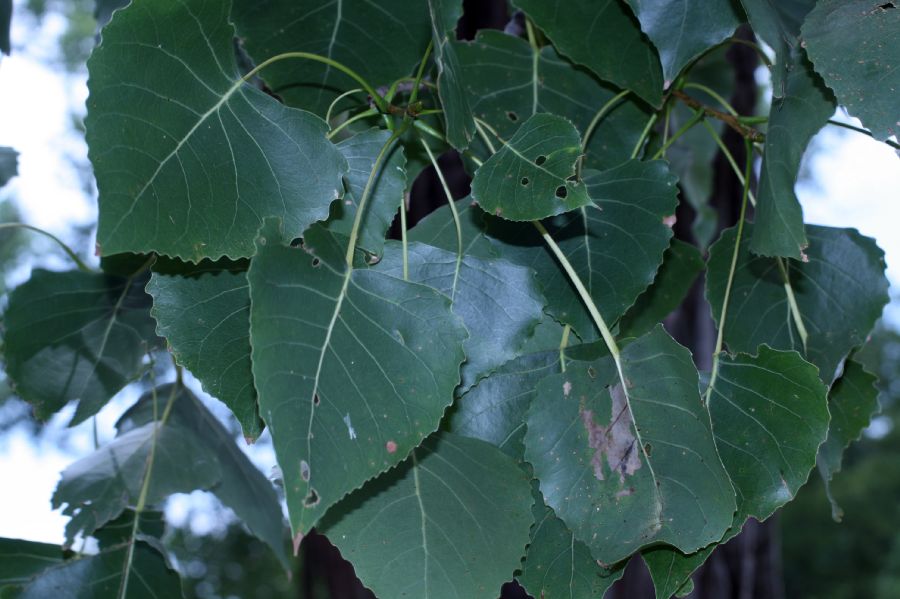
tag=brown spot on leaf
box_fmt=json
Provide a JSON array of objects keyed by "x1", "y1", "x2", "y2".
[{"x1": 580, "y1": 383, "x2": 642, "y2": 483}]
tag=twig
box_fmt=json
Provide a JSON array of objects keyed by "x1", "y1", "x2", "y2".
[{"x1": 672, "y1": 90, "x2": 765, "y2": 143}]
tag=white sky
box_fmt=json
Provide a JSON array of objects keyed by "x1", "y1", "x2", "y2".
[{"x1": 0, "y1": 3, "x2": 897, "y2": 545}]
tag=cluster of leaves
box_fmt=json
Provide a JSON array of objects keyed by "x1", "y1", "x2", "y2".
[{"x1": 1, "y1": 0, "x2": 897, "y2": 597}]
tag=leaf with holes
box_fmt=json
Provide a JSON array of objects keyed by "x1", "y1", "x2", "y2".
[
  {"x1": 817, "y1": 359, "x2": 880, "y2": 520},
  {"x1": 87, "y1": 0, "x2": 347, "y2": 260},
  {"x1": 623, "y1": 0, "x2": 742, "y2": 84},
  {"x1": 643, "y1": 346, "x2": 830, "y2": 594},
  {"x1": 321, "y1": 432, "x2": 533, "y2": 599},
  {"x1": 248, "y1": 220, "x2": 467, "y2": 537},
  {"x1": 512, "y1": 0, "x2": 664, "y2": 106},
  {"x1": 487, "y1": 159, "x2": 678, "y2": 341},
  {"x1": 2, "y1": 268, "x2": 158, "y2": 424},
  {"x1": 375, "y1": 241, "x2": 545, "y2": 389},
  {"x1": 708, "y1": 224, "x2": 889, "y2": 384},
  {"x1": 325, "y1": 128, "x2": 407, "y2": 260},
  {"x1": 470, "y1": 114, "x2": 591, "y2": 220},
  {"x1": 456, "y1": 30, "x2": 651, "y2": 170},
  {"x1": 750, "y1": 54, "x2": 835, "y2": 260},
  {"x1": 231, "y1": 0, "x2": 431, "y2": 117},
  {"x1": 803, "y1": 0, "x2": 900, "y2": 141},
  {"x1": 525, "y1": 326, "x2": 735, "y2": 564},
  {"x1": 147, "y1": 261, "x2": 261, "y2": 439}
]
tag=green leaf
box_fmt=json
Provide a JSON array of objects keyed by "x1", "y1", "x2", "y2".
[
  {"x1": 0, "y1": 146, "x2": 17, "y2": 187},
  {"x1": 617, "y1": 239, "x2": 705, "y2": 340},
  {"x1": 750, "y1": 54, "x2": 835, "y2": 259},
  {"x1": 623, "y1": 0, "x2": 742, "y2": 84},
  {"x1": 0, "y1": 0, "x2": 10, "y2": 55},
  {"x1": 17, "y1": 540, "x2": 183, "y2": 599},
  {"x1": 817, "y1": 359, "x2": 880, "y2": 521},
  {"x1": 321, "y1": 432, "x2": 533, "y2": 599},
  {"x1": 488, "y1": 159, "x2": 678, "y2": 341},
  {"x1": 408, "y1": 197, "x2": 497, "y2": 260},
  {"x1": 117, "y1": 384, "x2": 289, "y2": 567},
  {"x1": 470, "y1": 114, "x2": 592, "y2": 220},
  {"x1": 248, "y1": 220, "x2": 467, "y2": 537},
  {"x1": 376, "y1": 241, "x2": 545, "y2": 389},
  {"x1": 147, "y1": 262, "x2": 262, "y2": 440},
  {"x1": 429, "y1": 0, "x2": 476, "y2": 149},
  {"x1": 802, "y1": 0, "x2": 900, "y2": 141},
  {"x1": 525, "y1": 326, "x2": 735, "y2": 564},
  {"x1": 231, "y1": 0, "x2": 431, "y2": 116},
  {"x1": 2, "y1": 268, "x2": 158, "y2": 424},
  {"x1": 325, "y1": 128, "x2": 407, "y2": 259},
  {"x1": 0, "y1": 538, "x2": 65, "y2": 592},
  {"x1": 739, "y1": 0, "x2": 815, "y2": 97},
  {"x1": 519, "y1": 489, "x2": 625, "y2": 599},
  {"x1": 87, "y1": 0, "x2": 347, "y2": 260},
  {"x1": 455, "y1": 30, "x2": 651, "y2": 170},
  {"x1": 512, "y1": 0, "x2": 664, "y2": 106},
  {"x1": 708, "y1": 224, "x2": 889, "y2": 384},
  {"x1": 644, "y1": 347, "x2": 830, "y2": 594}
]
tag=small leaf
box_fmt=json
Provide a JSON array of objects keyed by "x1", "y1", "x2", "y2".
[
  {"x1": 429, "y1": 0, "x2": 475, "y2": 149},
  {"x1": 525, "y1": 326, "x2": 735, "y2": 564},
  {"x1": 455, "y1": 30, "x2": 651, "y2": 169},
  {"x1": 750, "y1": 54, "x2": 835, "y2": 259},
  {"x1": 708, "y1": 224, "x2": 889, "y2": 384},
  {"x1": 488, "y1": 159, "x2": 678, "y2": 340},
  {"x1": 248, "y1": 220, "x2": 467, "y2": 536},
  {"x1": 739, "y1": 0, "x2": 815, "y2": 96},
  {"x1": 519, "y1": 488, "x2": 625, "y2": 599},
  {"x1": 512, "y1": 0, "x2": 664, "y2": 106},
  {"x1": 321, "y1": 432, "x2": 533, "y2": 599},
  {"x1": 87, "y1": 0, "x2": 347, "y2": 260},
  {"x1": 326, "y1": 128, "x2": 408, "y2": 259},
  {"x1": 147, "y1": 261, "x2": 262, "y2": 439},
  {"x1": 231, "y1": 0, "x2": 431, "y2": 117},
  {"x1": 3, "y1": 268, "x2": 158, "y2": 424},
  {"x1": 623, "y1": 0, "x2": 742, "y2": 84},
  {"x1": 803, "y1": 0, "x2": 900, "y2": 141},
  {"x1": 471, "y1": 114, "x2": 591, "y2": 220},
  {"x1": 617, "y1": 239, "x2": 705, "y2": 340},
  {"x1": 817, "y1": 359, "x2": 880, "y2": 521}
]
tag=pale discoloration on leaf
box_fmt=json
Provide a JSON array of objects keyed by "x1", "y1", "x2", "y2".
[{"x1": 580, "y1": 382, "x2": 642, "y2": 483}]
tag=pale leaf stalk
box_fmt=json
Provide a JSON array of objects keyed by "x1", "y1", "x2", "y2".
[
  {"x1": 630, "y1": 112, "x2": 659, "y2": 159},
  {"x1": 705, "y1": 138, "x2": 753, "y2": 403},
  {"x1": 325, "y1": 88, "x2": 364, "y2": 125},
  {"x1": 326, "y1": 107, "x2": 378, "y2": 140},
  {"x1": 0, "y1": 222, "x2": 93, "y2": 272},
  {"x1": 420, "y1": 138, "x2": 463, "y2": 299},
  {"x1": 651, "y1": 108, "x2": 704, "y2": 160},
  {"x1": 579, "y1": 89, "x2": 630, "y2": 175},
  {"x1": 683, "y1": 82, "x2": 738, "y2": 116},
  {"x1": 408, "y1": 40, "x2": 434, "y2": 108},
  {"x1": 559, "y1": 324, "x2": 571, "y2": 373}
]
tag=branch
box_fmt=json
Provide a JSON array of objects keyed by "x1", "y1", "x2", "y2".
[{"x1": 672, "y1": 90, "x2": 765, "y2": 143}]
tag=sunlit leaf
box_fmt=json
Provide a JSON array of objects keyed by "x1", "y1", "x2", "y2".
[
  {"x1": 87, "y1": 0, "x2": 347, "y2": 260},
  {"x1": 321, "y1": 432, "x2": 533, "y2": 599},
  {"x1": 248, "y1": 220, "x2": 467, "y2": 536}
]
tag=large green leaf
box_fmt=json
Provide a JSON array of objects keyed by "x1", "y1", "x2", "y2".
[
  {"x1": 525, "y1": 326, "x2": 735, "y2": 564},
  {"x1": 617, "y1": 238, "x2": 705, "y2": 340},
  {"x1": 147, "y1": 262, "x2": 261, "y2": 439},
  {"x1": 376, "y1": 241, "x2": 545, "y2": 389},
  {"x1": 2, "y1": 268, "x2": 158, "y2": 424},
  {"x1": 512, "y1": 0, "x2": 664, "y2": 106},
  {"x1": 817, "y1": 359, "x2": 880, "y2": 520},
  {"x1": 750, "y1": 54, "x2": 835, "y2": 259},
  {"x1": 644, "y1": 347, "x2": 830, "y2": 594},
  {"x1": 739, "y1": 0, "x2": 815, "y2": 97},
  {"x1": 231, "y1": 0, "x2": 431, "y2": 117},
  {"x1": 488, "y1": 159, "x2": 678, "y2": 341},
  {"x1": 429, "y1": 0, "x2": 475, "y2": 149},
  {"x1": 471, "y1": 114, "x2": 591, "y2": 220},
  {"x1": 0, "y1": 538, "x2": 65, "y2": 593},
  {"x1": 248, "y1": 220, "x2": 467, "y2": 537},
  {"x1": 0, "y1": 146, "x2": 17, "y2": 187},
  {"x1": 327, "y1": 128, "x2": 407, "y2": 260},
  {"x1": 408, "y1": 197, "x2": 497, "y2": 260},
  {"x1": 623, "y1": 0, "x2": 742, "y2": 84},
  {"x1": 17, "y1": 540, "x2": 182, "y2": 599},
  {"x1": 116, "y1": 385, "x2": 288, "y2": 566},
  {"x1": 519, "y1": 489, "x2": 625, "y2": 599},
  {"x1": 321, "y1": 432, "x2": 533, "y2": 599},
  {"x1": 87, "y1": 0, "x2": 347, "y2": 260},
  {"x1": 708, "y1": 224, "x2": 889, "y2": 384},
  {"x1": 455, "y1": 30, "x2": 651, "y2": 170},
  {"x1": 803, "y1": 0, "x2": 900, "y2": 141}
]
